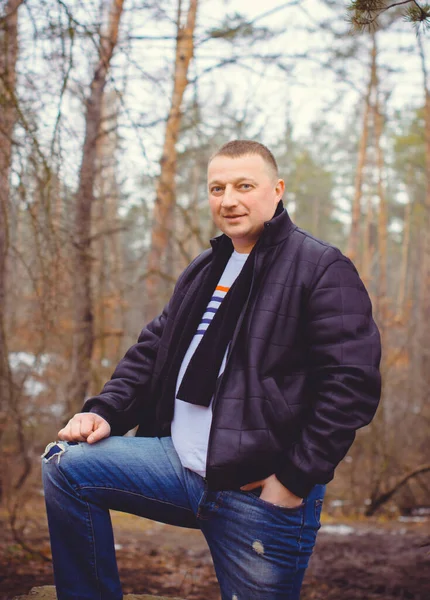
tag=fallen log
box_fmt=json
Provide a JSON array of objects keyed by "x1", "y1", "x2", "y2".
[{"x1": 13, "y1": 586, "x2": 184, "y2": 600}]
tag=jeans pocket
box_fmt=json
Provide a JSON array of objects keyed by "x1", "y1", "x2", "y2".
[{"x1": 245, "y1": 489, "x2": 305, "y2": 515}]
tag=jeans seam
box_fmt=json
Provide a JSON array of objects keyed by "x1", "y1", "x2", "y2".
[
  {"x1": 78, "y1": 485, "x2": 195, "y2": 514},
  {"x1": 55, "y1": 463, "x2": 85, "y2": 501},
  {"x1": 196, "y1": 489, "x2": 208, "y2": 519},
  {"x1": 160, "y1": 437, "x2": 192, "y2": 503},
  {"x1": 314, "y1": 498, "x2": 323, "y2": 528},
  {"x1": 85, "y1": 501, "x2": 102, "y2": 600},
  {"x1": 295, "y1": 499, "x2": 306, "y2": 574}
]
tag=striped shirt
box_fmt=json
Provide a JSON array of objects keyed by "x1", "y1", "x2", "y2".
[
  {"x1": 171, "y1": 250, "x2": 249, "y2": 477},
  {"x1": 196, "y1": 284, "x2": 230, "y2": 335}
]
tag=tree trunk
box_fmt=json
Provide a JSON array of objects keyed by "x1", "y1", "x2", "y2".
[
  {"x1": 92, "y1": 90, "x2": 124, "y2": 395},
  {"x1": 373, "y1": 37, "x2": 388, "y2": 323},
  {"x1": 347, "y1": 40, "x2": 376, "y2": 266},
  {"x1": 396, "y1": 189, "x2": 412, "y2": 322},
  {"x1": 0, "y1": 0, "x2": 22, "y2": 444},
  {"x1": 67, "y1": 0, "x2": 125, "y2": 414},
  {"x1": 361, "y1": 192, "x2": 374, "y2": 288},
  {"x1": 417, "y1": 33, "x2": 430, "y2": 406},
  {"x1": 144, "y1": 0, "x2": 199, "y2": 321}
]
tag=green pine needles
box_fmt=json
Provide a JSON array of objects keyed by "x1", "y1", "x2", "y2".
[{"x1": 347, "y1": 0, "x2": 430, "y2": 33}]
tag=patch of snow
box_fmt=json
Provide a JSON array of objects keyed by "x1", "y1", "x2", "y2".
[
  {"x1": 320, "y1": 524, "x2": 355, "y2": 535},
  {"x1": 330, "y1": 499, "x2": 347, "y2": 508},
  {"x1": 50, "y1": 403, "x2": 64, "y2": 417},
  {"x1": 9, "y1": 352, "x2": 37, "y2": 370},
  {"x1": 24, "y1": 378, "x2": 46, "y2": 397},
  {"x1": 398, "y1": 516, "x2": 428, "y2": 523},
  {"x1": 9, "y1": 352, "x2": 52, "y2": 374},
  {"x1": 9, "y1": 352, "x2": 55, "y2": 397}
]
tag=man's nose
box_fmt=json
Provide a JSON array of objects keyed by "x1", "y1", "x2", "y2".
[{"x1": 221, "y1": 185, "x2": 239, "y2": 208}]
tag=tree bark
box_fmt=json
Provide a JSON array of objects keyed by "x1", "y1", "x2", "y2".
[
  {"x1": 144, "y1": 0, "x2": 199, "y2": 321},
  {"x1": 373, "y1": 42, "x2": 388, "y2": 322},
  {"x1": 92, "y1": 90, "x2": 124, "y2": 394},
  {"x1": 347, "y1": 40, "x2": 376, "y2": 266},
  {"x1": 67, "y1": 0, "x2": 125, "y2": 414},
  {"x1": 417, "y1": 33, "x2": 430, "y2": 406},
  {"x1": 0, "y1": 0, "x2": 23, "y2": 443},
  {"x1": 362, "y1": 192, "x2": 374, "y2": 288},
  {"x1": 396, "y1": 190, "x2": 412, "y2": 322}
]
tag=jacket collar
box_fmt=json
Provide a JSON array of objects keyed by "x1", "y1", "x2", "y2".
[{"x1": 210, "y1": 200, "x2": 296, "y2": 251}]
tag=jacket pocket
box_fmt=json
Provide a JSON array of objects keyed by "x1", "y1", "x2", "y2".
[
  {"x1": 261, "y1": 376, "x2": 304, "y2": 417},
  {"x1": 260, "y1": 376, "x2": 305, "y2": 446}
]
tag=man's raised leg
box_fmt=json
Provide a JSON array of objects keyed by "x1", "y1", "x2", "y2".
[{"x1": 42, "y1": 436, "x2": 203, "y2": 600}]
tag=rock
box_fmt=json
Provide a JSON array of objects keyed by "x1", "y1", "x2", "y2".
[{"x1": 13, "y1": 586, "x2": 184, "y2": 600}]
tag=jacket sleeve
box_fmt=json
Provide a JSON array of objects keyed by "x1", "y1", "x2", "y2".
[
  {"x1": 275, "y1": 248, "x2": 382, "y2": 498},
  {"x1": 82, "y1": 249, "x2": 212, "y2": 436},
  {"x1": 82, "y1": 301, "x2": 170, "y2": 436}
]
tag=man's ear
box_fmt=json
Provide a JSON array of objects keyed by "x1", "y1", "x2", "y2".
[{"x1": 275, "y1": 178, "x2": 285, "y2": 199}]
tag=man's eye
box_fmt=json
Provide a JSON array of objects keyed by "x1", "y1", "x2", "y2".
[
  {"x1": 211, "y1": 186, "x2": 223, "y2": 193},
  {"x1": 240, "y1": 183, "x2": 252, "y2": 189}
]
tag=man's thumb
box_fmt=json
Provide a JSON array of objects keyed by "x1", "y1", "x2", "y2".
[
  {"x1": 87, "y1": 423, "x2": 108, "y2": 444},
  {"x1": 87, "y1": 432, "x2": 99, "y2": 444}
]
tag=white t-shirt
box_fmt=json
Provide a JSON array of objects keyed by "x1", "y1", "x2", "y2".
[{"x1": 171, "y1": 250, "x2": 249, "y2": 477}]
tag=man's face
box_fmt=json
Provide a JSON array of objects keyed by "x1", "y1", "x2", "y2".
[{"x1": 207, "y1": 153, "x2": 285, "y2": 253}]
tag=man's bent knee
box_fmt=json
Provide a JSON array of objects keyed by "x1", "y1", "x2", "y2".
[
  {"x1": 41, "y1": 440, "x2": 79, "y2": 464},
  {"x1": 41, "y1": 440, "x2": 82, "y2": 492}
]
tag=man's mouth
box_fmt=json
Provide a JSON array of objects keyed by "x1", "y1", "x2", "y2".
[{"x1": 224, "y1": 214, "x2": 245, "y2": 220}]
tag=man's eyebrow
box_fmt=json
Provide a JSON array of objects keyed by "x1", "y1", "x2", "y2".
[{"x1": 208, "y1": 177, "x2": 258, "y2": 186}]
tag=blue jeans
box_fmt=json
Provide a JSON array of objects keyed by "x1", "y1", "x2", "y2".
[{"x1": 42, "y1": 436, "x2": 325, "y2": 600}]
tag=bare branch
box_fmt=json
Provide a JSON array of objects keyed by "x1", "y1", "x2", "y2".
[{"x1": 365, "y1": 465, "x2": 430, "y2": 515}]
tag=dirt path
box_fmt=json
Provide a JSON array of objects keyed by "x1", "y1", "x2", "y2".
[{"x1": 1, "y1": 508, "x2": 429, "y2": 600}]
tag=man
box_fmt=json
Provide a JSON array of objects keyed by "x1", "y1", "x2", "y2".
[{"x1": 42, "y1": 140, "x2": 381, "y2": 600}]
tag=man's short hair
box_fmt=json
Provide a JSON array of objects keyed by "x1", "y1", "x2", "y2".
[{"x1": 210, "y1": 140, "x2": 279, "y2": 178}]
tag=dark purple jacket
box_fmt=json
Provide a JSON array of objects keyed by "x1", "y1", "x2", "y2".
[{"x1": 84, "y1": 208, "x2": 382, "y2": 498}]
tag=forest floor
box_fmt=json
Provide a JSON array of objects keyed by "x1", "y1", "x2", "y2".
[{"x1": 0, "y1": 499, "x2": 429, "y2": 600}]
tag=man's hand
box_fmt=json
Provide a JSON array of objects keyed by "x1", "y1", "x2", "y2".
[
  {"x1": 58, "y1": 413, "x2": 111, "y2": 444},
  {"x1": 241, "y1": 474, "x2": 303, "y2": 508}
]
